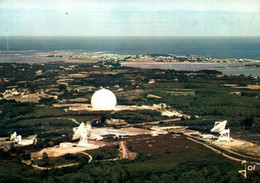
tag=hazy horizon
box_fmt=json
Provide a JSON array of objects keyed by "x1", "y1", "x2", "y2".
[
  {"x1": 1, "y1": 0, "x2": 259, "y2": 37},
  {"x1": 2, "y1": 35, "x2": 260, "y2": 38}
]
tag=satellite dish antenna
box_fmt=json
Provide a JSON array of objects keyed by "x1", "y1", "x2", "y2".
[
  {"x1": 211, "y1": 120, "x2": 227, "y2": 133},
  {"x1": 10, "y1": 132, "x2": 17, "y2": 140},
  {"x1": 211, "y1": 120, "x2": 230, "y2": 142},
  {"x1": 78, "y1": 133, "x2": 88, "y2": 147},
  {"x1": 15, "y1": 135, "x2": 22, "y2": 144},
  {"x1": 72, "y1": 122, "x2": 85, "y2": 140}
]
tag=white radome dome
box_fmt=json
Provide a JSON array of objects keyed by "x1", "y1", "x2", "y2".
[{"x1": 91, "y1": 89, "x2": 117, "y2": 110}]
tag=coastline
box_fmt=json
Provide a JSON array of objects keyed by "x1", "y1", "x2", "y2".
[
  {"x1": 121, "y1": 61, "x2": 260, "y2": 76},
  {"x1": 121, "y1": 61, "x2": 217, "y2": 65}
]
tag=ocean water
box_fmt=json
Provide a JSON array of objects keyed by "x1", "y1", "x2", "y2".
[
  {"x1": 123, "y1": 62, "x2": 260, "y2": 76},
  {"x1": 0, "y1": 36, "x2": 260, "y2": 59},
  {"x1": 0, "y1": 36, "x2": 259, "y2": 76}
]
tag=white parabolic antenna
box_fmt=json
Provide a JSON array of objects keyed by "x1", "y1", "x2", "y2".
[
  {"x1": 91, "y1": 88, "x2": 117, "y2": 110},
  {"x1": 10, "y1": 132, "x2": 17, "y2": 140},
  {"x1": 211, "y1": 120, "x2": 230, "y2": 142},
  {"x1": 211, "y1": 120, "x2": 227, "y2": 133},
  {"x1": 72, "y1": 122, "x2": 85, "y2": 140}
]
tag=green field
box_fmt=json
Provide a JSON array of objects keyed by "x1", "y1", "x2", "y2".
[{"x1": 0, "y1": 62, "x2": 259, "y2": 182}]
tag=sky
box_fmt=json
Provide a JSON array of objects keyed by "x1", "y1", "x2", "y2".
[{"x1": 0, "y1": 0, "x2": 260, "y2": 36}]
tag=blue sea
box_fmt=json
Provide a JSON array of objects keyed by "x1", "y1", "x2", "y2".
[
  {"x1": 1, "y1": 36, "x2": 260, "y2": 59},
  {"x1": 0, "y1": 36, "x2": 259, "y2": 75}
]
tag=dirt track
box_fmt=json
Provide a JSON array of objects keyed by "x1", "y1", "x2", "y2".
[{"x1": 185, "y1": 135, "x2": 260, "y2": 165}]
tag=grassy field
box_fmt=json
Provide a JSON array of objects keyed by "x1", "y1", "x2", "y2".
[
  {"x1": 0, "y1": 62, "x2": 259, "y2": 182},
  {"x1": 1, "y1": 134, "x2": 258, "y2": 182}
]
